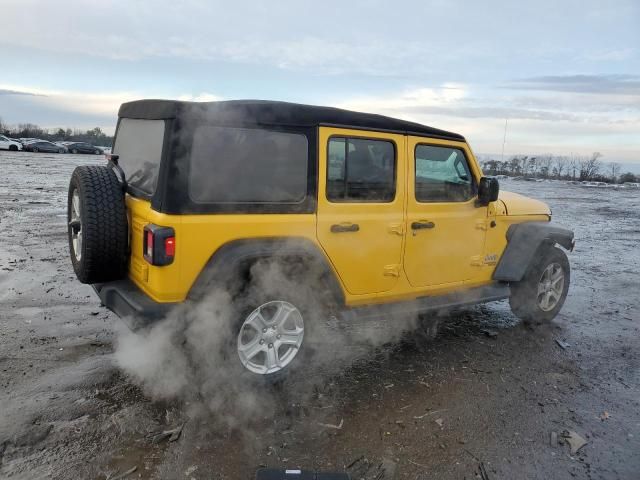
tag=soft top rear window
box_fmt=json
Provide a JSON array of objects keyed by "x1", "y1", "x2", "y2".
[
  {"x1": 189, "y1": 126, "x2": 308, "y2": 204},
  {"x1": 113, "y1": 118, "x2": 165, "y2": 195}
]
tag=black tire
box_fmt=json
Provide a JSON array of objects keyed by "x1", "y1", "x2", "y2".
[
  {"x1": 67, "y1": 165, "x2": 128, "y2": 283},
  {"x1": 9, "y1": 145, "x2": 17, "y2": 151},
  {"x1": 32, "y1": 147, "x2": 39, "y2": 152},
  {"x1": 71, "y1": 149, "x2": 78, "y2": 154},
  {"x1": 58, "y1": 149, "x2": 65, "y2": 154},
  {"x1": 509, "y1": 245, "x2": 570, "y2": 325},
  {"x1": 94, "y1": 150, "x2": 102, "y2": 155}
]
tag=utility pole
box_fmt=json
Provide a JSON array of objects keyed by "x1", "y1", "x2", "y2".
[{"x1": 501, "y1": 118, "x2": 508, "y2": 163}]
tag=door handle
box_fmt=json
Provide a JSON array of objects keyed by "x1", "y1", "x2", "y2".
[
  {"x1": 411, "y1": 221, "x2": 435, "y2": 230},
  {"x1": 330, "y1": 223, "x2": 360, "y2": 233}
]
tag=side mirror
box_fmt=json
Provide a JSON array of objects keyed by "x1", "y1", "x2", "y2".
[{"x1": 477, "y1": 177, "x2": 499, "y2": 206}]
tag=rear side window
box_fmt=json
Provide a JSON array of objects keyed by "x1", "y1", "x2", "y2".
[
  {"x1": 189, "y1": 126, "x2": 308, "y2": 203},
  {"x1": 113, "y1": 118, "x2": 165, "y2": 195},
  {"x1": 415, "y1": 144, "x2": 476, "y2": 202},
  {"x1": 327, "y1": 137, "x2": 396, "y2": 202}
]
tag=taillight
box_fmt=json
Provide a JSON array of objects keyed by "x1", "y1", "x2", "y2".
[{"x1": 143, "y1": 225, "x2": 175, "y2": 266}]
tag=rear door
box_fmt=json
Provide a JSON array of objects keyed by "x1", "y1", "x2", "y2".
[
  {"x1": 112, "y1": 118, "x2": 166, "y2": 286},
  {"x1": 317, "y1": 127, "x2": 406, "y2": 295},
  {"x1": 404, "y1": 137, "x2": 488, "y2": 287}
]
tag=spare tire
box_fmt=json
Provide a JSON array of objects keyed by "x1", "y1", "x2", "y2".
[{"x1": 67, "y1": 165, "x2": 128, "y2": 283}]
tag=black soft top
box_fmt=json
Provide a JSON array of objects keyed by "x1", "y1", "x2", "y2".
[{"x1": 118, "y1": 99, "x2": 465, "y2": 142}]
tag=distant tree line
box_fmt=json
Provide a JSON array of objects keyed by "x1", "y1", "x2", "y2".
[
  {"x1": 481, "y1": 152, "x2": 638, "y2": 184},
  {"x1": 0, "y1": 117, "x2": 114, "y2": 147}
]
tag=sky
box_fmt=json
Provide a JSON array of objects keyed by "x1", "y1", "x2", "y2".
[{"x1": 0, "y1": 0, "x2": 639, "y2": 165}]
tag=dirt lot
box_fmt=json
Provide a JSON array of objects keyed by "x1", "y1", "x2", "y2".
[{"x1": 1, "y1": 150, "x2": 639, "y2": 480}]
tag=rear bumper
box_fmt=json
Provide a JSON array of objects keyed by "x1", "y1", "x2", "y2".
[{"x1": 92, "y1": 279, "x2": 178, "y2": 330}]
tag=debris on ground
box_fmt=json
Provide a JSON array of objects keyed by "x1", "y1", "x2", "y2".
[
  {"x1": 318, "y1": 418, "x2": 344, "y2": 430},
  {"x1": 550, "y1": 431, "x2": 558, "y2": 447},
  {"x1": 600, "y1": 411, "x2": 610, "y2": 421},
  {"x1": 435, "y1": 418, "x2": 444, "y2": 428},
  {"x1": 481, "y1": 329, "x2": 498, "y2": 339},
  {"x1": 562, "y1": 430, "x2": 588, "y2": 454},
  {"x1": 555, "y1": 339, "x2": 570, "y2": 350},
  {"x1": 148, "y1": 423, "x2": 184, "y2": 444},
  {"x1": 413, "y1": 409, "x2": 447, "y2": 419},
  {"x1": 477, "y1": 461, "x2": 491, "y2": 480},
  {"x1": 107, "y1": 465, "x2": 137, "y2": 480}
]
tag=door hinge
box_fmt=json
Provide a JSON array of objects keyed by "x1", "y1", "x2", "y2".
[
  {"x1": 475, "y1": 220, "x2": 488, "y2": 231},
  {"x1": 388, "y1": 223, "x2": 405, "y2": 235},
  {"x1": 383, "y1": 264, "x2": 401, "y2": 277}
]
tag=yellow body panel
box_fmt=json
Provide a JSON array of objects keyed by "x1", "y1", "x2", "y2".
[
  {"x1": 498, "y1": 191, "x2": 551, "y2": 216},
  {"x1": 316, "y1": 127, "x2": 407, "y2": 295},
  {"x1": 404, "y1": 136, "x2": 488, "y2": 287},
  {"x1": 125, "y1": 128, "x2": 552, "y2": 307}
]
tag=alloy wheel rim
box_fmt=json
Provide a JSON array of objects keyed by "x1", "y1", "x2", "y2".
[
  {"x1": 237, "y1": 300, "x2": 304, "y2": 375},
  {"x1": 537, "y1": 262, "x2": 564, "y2": 311},
  {"x1": 70, "y1": 190, "x2": 82, "y2": 261}
]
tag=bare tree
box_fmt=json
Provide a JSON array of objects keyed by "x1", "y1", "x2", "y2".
[
  {"x1": 579, "y1": 152, "x2": 602, "y2": 181},
  {"x1": 539, "y1": 155, "x2": 553, "y2": 178},
  {"x1": 553, "y1": 156, "x2": 567, "y2": 179}
]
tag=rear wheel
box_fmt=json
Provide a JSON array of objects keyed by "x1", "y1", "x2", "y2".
[
  {"x1": 224, "y1": 260, "x2": 333, "y2": 383},
  {"x1": 509, "y1": 245, "x2": 570, "y2": 325},
  {"x1": 71, "y1": 149, "x2": 78, "y2": 154},
  {"x1": 236, "y1": 300, "x2": 306, "y2": 376},
  {"x1": 32, "y1": 147, "x2": 39, "y2": 152},
  {"x1": 67, "y1": 165, "x2": 128, "y2": 283}
]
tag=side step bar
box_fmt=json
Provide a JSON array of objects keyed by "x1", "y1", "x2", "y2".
[{"x1": 347, "y1": 282, "x2": 511, "y2": 321}]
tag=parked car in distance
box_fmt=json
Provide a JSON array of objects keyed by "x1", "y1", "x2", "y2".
[
  {"x1": 64, "y1": 142, "x2": 103, "y2": 155},
  {"x1": 23, "y1": 140, "x2": 66, "y2": 153},
  {"x1": 0, "y1": 135, "x2": 23, "y2": 151}
]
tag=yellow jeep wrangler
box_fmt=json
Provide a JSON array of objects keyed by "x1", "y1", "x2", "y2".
[{"x1": 67, "y1": 100, "x2": 574, "y2": 377}]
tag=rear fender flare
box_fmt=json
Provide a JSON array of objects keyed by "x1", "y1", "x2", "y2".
[
  {"x1": 493, "y1": 222, "x2": 574, "y2": 282},
  {"x1": 188, "y1": 237, "x2": 345, "y2": 307}
]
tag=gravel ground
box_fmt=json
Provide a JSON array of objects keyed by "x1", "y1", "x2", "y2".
[{"x1": 0, "y1": 150, "x2": 639, "y2": 480}]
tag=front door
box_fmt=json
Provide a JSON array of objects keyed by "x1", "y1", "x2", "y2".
[
  {"x1": 317, "y1": 127, "x2": 405, "y2": 295},
  {"x1": 404, "y1": 137, "x2": 488, "y2": 287}
]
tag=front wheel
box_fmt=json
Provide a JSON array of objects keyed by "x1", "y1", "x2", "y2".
[
  {"x1": 509, "y1": 245, "x2": 570, "y2": 325},
  {"x1": 9, "y1": 145, "x2": 18, "y2": 151}
]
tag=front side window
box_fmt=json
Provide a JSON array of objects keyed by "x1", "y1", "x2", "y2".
[
  {"x1": 113, "y1": 118, "x2": 165, "y2": 195},
  {"x1": 415, "y1": 144, "x2": 476, "y2": 202},
  {"x1": 327, "y1": 137, "x2": 396, "y2": 202},
  {"x1": 189, "y1": 126, "x2": 308, "y2": 203}
]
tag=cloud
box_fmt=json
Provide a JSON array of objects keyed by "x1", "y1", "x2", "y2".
[
  {"x1": 335, "y1": 85, "x2": 640, "y2": 163},
  {"x1": 505, "y1": 75, "x2": 640, "y2": 96},
  {"x1": 0, "y1": 85, "x2": 224, "y2": 131},
  {"x1": 177, "y1": 93, "x2": 223, "y2": 102},
  {"x1": 0, "y1": 89, "x2": 43, "y2": 97}
]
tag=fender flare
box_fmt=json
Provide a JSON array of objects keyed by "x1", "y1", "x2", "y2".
[
  {"x1": 493, "y1": 222, "x2": 574, "y2": 282},
  {"x1": 188, "y1": 237, "x2": 346, "y2": 306}
]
